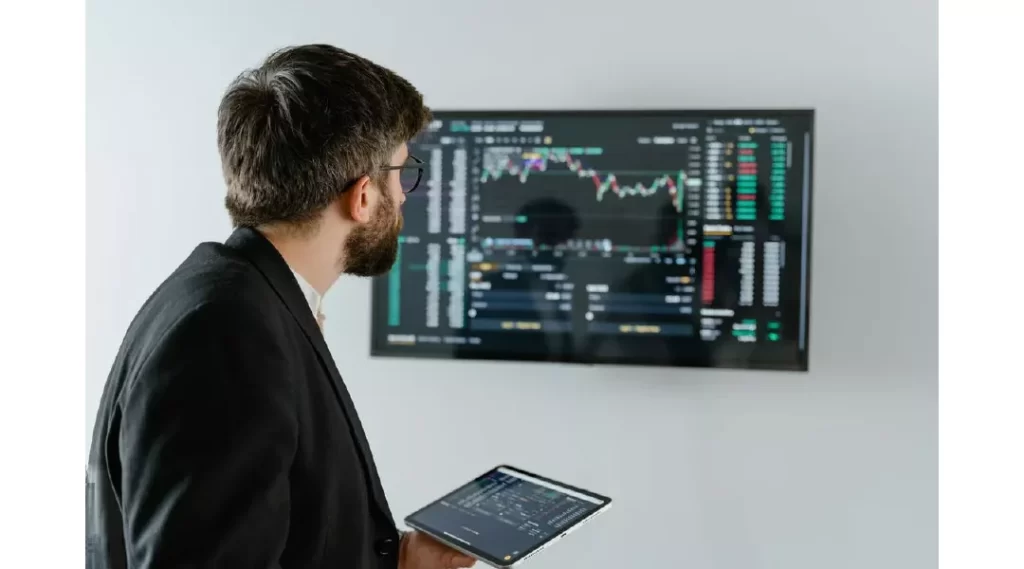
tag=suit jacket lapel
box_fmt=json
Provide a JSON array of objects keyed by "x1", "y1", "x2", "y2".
[{"x1": 223, "y1": 227, "x2": 394, "y2": 523}]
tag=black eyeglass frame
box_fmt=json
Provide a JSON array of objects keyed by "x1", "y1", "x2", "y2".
[{"x1": 343, "y1": 154, "x2": 425, "y2": 194}]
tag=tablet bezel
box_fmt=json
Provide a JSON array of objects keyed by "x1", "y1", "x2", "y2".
[{"x1": 403, "y1": 464, "x2": 613, "y2": 569}]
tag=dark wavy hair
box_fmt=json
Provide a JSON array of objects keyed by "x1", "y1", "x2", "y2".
[{"x1": 216, "y1": 44, "x2": 431, "y2": 230}]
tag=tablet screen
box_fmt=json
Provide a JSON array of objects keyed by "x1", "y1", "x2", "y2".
[{"x1": 405, "y1": 466, "x2": 611, "y2": 567}]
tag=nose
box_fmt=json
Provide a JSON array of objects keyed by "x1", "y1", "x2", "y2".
[{"x1": 399, "y1": 191, "x2": 407, "y2": 206}]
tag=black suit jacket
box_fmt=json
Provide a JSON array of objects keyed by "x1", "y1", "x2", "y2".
[{"x1": 86, "y1": 227, "x2": 401, "y2": 569}]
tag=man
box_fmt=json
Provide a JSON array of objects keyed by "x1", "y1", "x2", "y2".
[{"x1": 86, "y1": 44, "x2": 475, "y2": 569}]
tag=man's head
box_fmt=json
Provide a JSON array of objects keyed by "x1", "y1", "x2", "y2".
[{"x1": 216, "y1": 44, "x2": 430, "y2": 277}]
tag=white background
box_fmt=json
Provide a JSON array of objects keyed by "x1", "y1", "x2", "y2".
[
  {"x1": 12, "y1": 0, "x2": 1021, "y2": 568},
  {"x1": 82, "y1": 1, "x2": 936, "y2": 568}
]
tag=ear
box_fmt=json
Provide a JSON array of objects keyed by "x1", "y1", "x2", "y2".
[{"x1": 341, "y1": 175, "x2": 374, "y2": 223}]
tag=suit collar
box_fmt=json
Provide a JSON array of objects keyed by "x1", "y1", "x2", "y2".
[
  {"x1": 224, "y1": 226, "x2": 323, "y2": 339},
  {"x1": 222, "y1": 226, "x2": 394, "y2": 524},
  {"x1": 223, "y1": 227, "x2": 325, "y2": 321}
]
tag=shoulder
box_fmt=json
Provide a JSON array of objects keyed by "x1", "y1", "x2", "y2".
[
  {"x1": 122, "y1": 291, "x2": 294, "y2": 413},
  {"x1": 163, "y1": 242, "x2": 277, "y2": 308},
  {"x1": 122, "y1": 244, "x2": 294, "y2": 381},
  {"x1": 138, "y1": 243, "x2": 286, "y2": 336},
  {"x1": 111, "y1": 240, "x2": 300, "y2": 429}
]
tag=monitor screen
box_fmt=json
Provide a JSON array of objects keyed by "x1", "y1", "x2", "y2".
[{"x1": 370, "y1": 110, "x2": 814, "y2": 371}]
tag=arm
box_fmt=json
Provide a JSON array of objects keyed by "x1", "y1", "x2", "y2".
[{"x1": 117, "y1": 300, "x2": 298, "y2": 568}]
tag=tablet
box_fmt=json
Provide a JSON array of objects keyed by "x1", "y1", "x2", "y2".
[{"x1": 404, "y1": 465, "x2": 612, "y2": 568}]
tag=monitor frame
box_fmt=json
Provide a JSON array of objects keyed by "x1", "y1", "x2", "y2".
[{"x1": 369, "y1": 108, "x2": 815, "y2": 372}]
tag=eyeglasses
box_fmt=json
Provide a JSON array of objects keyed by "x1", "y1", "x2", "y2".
[
  {"x1": 341, "y1": 154, "x2": 425, "y2": 195},
  {"x1": 379, "y1": 154, "x2": 425, "y2": 194}
]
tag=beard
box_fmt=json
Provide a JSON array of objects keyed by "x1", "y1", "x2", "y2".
[{"x1": 342, "y1": 188, "x2": 403, "y2": 277}]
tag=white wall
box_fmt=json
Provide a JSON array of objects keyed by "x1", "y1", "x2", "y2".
[{"x1": 87, "y1": 1, "x2": 937, "y2": 568}]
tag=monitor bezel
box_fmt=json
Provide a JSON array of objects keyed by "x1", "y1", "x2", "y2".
[{"x1": 369, "y1": 108, "x2": 815, "y2": 372}]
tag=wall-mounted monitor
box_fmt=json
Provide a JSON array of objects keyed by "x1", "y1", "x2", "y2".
[{"x1": 370, "y1": 110, "x2": 814, "y2": 371}]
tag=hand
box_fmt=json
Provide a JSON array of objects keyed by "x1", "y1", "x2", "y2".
[{"x1": 398, "y1": 530, "x2": 476, "y2": 569}]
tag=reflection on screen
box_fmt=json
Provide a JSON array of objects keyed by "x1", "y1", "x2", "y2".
[
  {"x1": 409, "y1": 468, "x2": 604, "y2": 563},
  {"x1": 371, "y1": 111, "x2": 814, "y2": 371}
]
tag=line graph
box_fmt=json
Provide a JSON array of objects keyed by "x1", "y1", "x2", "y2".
[{"x1": 480, "y1": 147, "x2": 695, "y2": 213}]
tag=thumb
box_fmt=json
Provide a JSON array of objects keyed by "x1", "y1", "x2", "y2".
[{"x1": 443, "y1": 548, "x2": 476, "y2": 568}]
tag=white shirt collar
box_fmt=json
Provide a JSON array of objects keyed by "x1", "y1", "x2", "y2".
[{"x1": 290, "y1": 268, "x2": 323, "y2": 319}]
